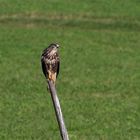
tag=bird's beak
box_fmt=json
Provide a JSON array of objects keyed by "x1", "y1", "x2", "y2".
[{"x1": 56, "y1": 44, "x2": 60, "y2": 48}]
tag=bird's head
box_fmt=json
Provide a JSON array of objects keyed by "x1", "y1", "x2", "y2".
[
  {"x1": 49, "y1": 43, "x2": 60, "y2": 50},
  {"x1": 47, "y1": 43, "x2": 60, "y2": 55}
]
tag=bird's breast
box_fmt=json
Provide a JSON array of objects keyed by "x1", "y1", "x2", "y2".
[{"x1": 50, "y1": 49, "x2": 57, "y2": 55}]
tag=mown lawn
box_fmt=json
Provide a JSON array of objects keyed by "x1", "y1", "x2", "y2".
[{"x1": 0, "y1": 0, "x2": 140, "y2": 140}]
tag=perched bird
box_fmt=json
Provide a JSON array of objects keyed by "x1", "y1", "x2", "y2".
[{"x1": 41, "y1": 43, "x2": 60, "y2": 86}]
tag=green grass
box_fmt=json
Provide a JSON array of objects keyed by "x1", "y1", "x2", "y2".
[{"x1": 0, "y1": 0, "x2": 140, "y2": 140}]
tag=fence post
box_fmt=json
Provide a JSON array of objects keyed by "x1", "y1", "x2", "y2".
[{"x1": 47, "y1": 80, "x2": 69, "y2": 140}]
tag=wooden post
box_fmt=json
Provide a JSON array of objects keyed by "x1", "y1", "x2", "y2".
[{"x1": 47, "y1": 80, "x2": 69, "y2": 140}]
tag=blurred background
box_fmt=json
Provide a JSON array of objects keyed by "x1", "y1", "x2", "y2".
[{"x1": 0, "y1": 0, "x2": 140, "y2": 140}]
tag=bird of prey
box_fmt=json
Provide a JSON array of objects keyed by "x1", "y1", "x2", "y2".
[{"x1": 41, "y1": 43, "x2": 60, "y2": 86}]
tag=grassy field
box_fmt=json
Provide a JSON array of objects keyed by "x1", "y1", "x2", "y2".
[{"x1": 0, "y1": 0, "x2": 140, "y2": 140}]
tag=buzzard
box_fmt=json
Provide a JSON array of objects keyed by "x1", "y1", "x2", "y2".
[{"x1": 41, "y1": 43, "x2": 60, "y2": 85}]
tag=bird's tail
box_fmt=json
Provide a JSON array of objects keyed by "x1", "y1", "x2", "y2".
[{"x1": 47, "y1": 79, "x2": 50, "y2": 91}]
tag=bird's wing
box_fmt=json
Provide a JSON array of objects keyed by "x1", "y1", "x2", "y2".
[
  {"x1": 41, "y1": 56, "x2": 48, "y2": 78},
  {"x1": 56, "y1": 60, "x2": 60, "y2": 78}
]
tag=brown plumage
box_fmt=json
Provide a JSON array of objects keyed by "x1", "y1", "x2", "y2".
[{"x1": 41, "y1": 43, "x2": 60, "y2": 85}]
